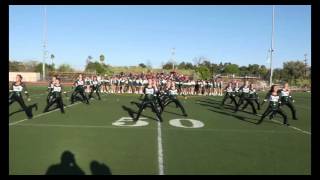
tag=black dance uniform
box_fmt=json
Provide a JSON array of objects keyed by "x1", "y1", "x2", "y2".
[
  {"x1": 279, "y1": 89, "x2": 297, "y2": 120},
  {"x1": 71, "y1": 79, "x2": 89, "y2": 104},
  {"x1": 43, "y1": 83, "x2": 65, "y2": 113},
  {"x1": 9, "y1": 82, "x2": 37, "y2": 119},
  {"x1": 89, "y1": 80, "x2": 101, "y2": 100},
  {"x1": 163, "y1": 88, "x2": 187, "y2": 116},
  {"x1": 236, "y1": 85, "x2": 257, "y2": 114},
  {"x1": 257, "y1": 92, "x2": 288, "y2": 125},
  {"x1": 134, "y1": 87, "x2": 163, "y2": 122},
  {"x1": 221, "y1": 86, "x2": 237, "y2": 107}
]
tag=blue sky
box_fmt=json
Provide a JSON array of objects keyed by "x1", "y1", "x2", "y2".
[{"x1": 9, "y1": 5, "x2": 311, "y2": 70}]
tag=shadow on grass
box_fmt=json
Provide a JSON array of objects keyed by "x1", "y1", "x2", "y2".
[
  {"x1": 163, "y1": 110, "x2": 184, "y2": 117},
  {"x1": 122, "y1": 105, "x2": 158, "y2": 121},
  {"x1": 45, "y1": 151, "x2": 112, "y2": 175},
  {"x1": 195, "y1": 98, "x2": 261, "y2": 125},
  {"x1": 208, "y1": 108, "x2": 259, "y2": 124},
  {"x1": 9, "y1": 109, "x2": 25, "y2": 117}
]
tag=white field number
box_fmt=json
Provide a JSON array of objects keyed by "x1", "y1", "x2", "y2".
[
  {"x1": 112, "y1": 117, "x2": 204, "y2": 128},
  {"x1": 169, "y1": 119, "x2": 204, "y2": 128},
  {"x1": 112, "y1": 117, "x2": 149, "y2": 127}
]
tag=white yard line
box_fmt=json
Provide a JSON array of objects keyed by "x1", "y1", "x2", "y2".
[
  {"x1": 157, "y1": 120, "x2": 164, "y2": 175},
  {"x1": 270, "y1": 119, "x2": 311, "y2": 135},
  {"x1": 14, "y1": 123, "x2": 156, "y2": 130},
  {"x1": 254, "y1": 114, "x2": 311, "y2": 135},
  {"x1": 11, "y1": 121, "x2": 309, "y2": 135},
  {"x1": 9, "y1": 102, "x2": 81, "y2": 126}
]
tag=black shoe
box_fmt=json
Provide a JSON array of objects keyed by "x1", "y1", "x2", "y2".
[
  {"x1": 61, "y1": 111, "x2": 65, "y2": 114},
  {"x1": 35, "y1": 104, "x2": 38, "y2": 111},
  {"x1": 284, "y1": 123, "x2": 290, "y2": 126},
  {"x1": 28, "y1": 115, "x2": 33, "y2": 119},
  {"x1": 133, "y1": 117, "x2": 138, "y2": 121},
  {"x1": 183, "y1": 113, "x2": 188, "y2": 117},
  {"x1": 293, "y1": 117, "x2": 298, "y2": 120}
]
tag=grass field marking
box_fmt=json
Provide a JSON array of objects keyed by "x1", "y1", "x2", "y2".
[
  {"x1": 157, "y1": 120, "x2": 164, "y2": 175},
  {"x1": 112, "y1": 117, "x2": 149, "y2": 127},
  {"x1": 169, "y1": 119, "x2": 205, "y2": 128},
  {"x1": 13, "y1": 123, "x2": 157, "y2": 130},
  {"x1": 9, "y1": 102, "x2": 81, "y2": 126},
  {"x1": 11, "y1": 122, "x2": 307, "y2": 135},
  {"x1": 268, "y1": 119, "x2": 311, "y2": 135},
  {"x1": 251, "y1": 114, "x2": 311, "y2": 135}
]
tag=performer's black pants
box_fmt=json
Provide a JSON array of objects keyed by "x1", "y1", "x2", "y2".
[
  {"x1": 9, "y1": 94, "x2": 33, "y2": 118},
  {"x1": 258, "y1": 106, "x2": 288, "y2": 124},
  {"x1": 89, "y1": 87, "x2": 101, "y2": 100},
  {"x1": 71, "y1": 88, "x2": 89, "y2": 104},
  {"x1": 236, "y1": 96, "x2": 257, "y2": 114},
  {"x1": 135, "y1": 99, "x2": 163, "y2": 122},
  {"x1": 281, "y1": 100, "x2": 297, "y2": 119},
  {"x1": 44, "y1": 96, "x2": 65, "y2": 113},
  {"x1": 164, "y1": 96, "x2": 187, "y2": 116},
  {"x1": 222, "y1": 93, "x2": 237, "y2": 107}
]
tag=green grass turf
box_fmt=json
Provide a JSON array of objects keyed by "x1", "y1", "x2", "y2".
[{"x1": 9, "y1": 86, "x2": 311, "y2": 175}]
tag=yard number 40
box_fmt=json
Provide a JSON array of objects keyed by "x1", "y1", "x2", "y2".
[{"x1": 112, "y1": 117, "x2": 204, "y2": 128}]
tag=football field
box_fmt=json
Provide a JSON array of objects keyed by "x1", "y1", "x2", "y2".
[{"x1": 9, "y1": 86, "x2": 311, "y2": 175}]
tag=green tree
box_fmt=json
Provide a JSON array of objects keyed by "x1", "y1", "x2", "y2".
[
  {"x1": 247, "y1": 64, "x2": 260, "y2": 76},
  {"x1": 35, "y1": 63, "x2": 55, "y2": 73},
  {"x1": 57, "y1": 64, "x2": 74, "y2": 72},
  {"x1": 138, "y1": 63, "x2": 147, "y2": 68},
  {"x1": 282, "y1": 61, "x2": 306, "y2": 84},
  {"x1": 162, "y1": 62, "x2": 174, "y2": 70},
  {"x1": 85, "y1": 61, "x2": 112, "y2": 75},
  {"x1": 9, "y1": 61, "x2": 25, "y2": 72},
  {"x1": 185, "y1": 62, "x2": 194, "y2": 70},
  {"x1": 223, "y1": 64, "x2": 239, "y2": 75},
  {"x1": 50, "y1": 54, "x2": 55, "y2": 66},
  {"x1": 195, "y1": 66, "x2": 211, "y2": 80},
  {"x1": 272, "y1": 68, "x2": 283, "y2": 83},
  {"x1": 178, "y1": 62, "x2": 186, "y2": 69},
  {"x1": 100, "y1": 54, "x2": 105, "y2": 64}
]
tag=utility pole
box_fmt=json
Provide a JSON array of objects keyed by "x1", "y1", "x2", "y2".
[
  {"x1": 171, "y1": 48, "x2": 175, "y2": 71},
  {"x1": 269, "y1": 5, "x2": 275, "y2": 87},
  {"x1": 304, "y1": 53, "x2": 308, "y2": 77},
  {"x1": 42, "y1": 5, "x2": 48, "y2": 81}
]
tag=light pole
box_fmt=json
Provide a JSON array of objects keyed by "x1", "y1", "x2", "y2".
[
  {"x1": 42, "y1": 5, "x2": 47, "y2": 80},
  {"x1": 269, "y1": 5, "x2": 275, "y2": 87},
  {"x1": 304, "y1": 53, "x2": 308, "y2": 77},
  {"x1": 171, "y1": 48, "x2": 175, "y2": 71}
]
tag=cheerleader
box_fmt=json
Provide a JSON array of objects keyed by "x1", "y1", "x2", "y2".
[
  {"x1": 70, "y1": 74, "x2": 89, "y2": 104},
  {"x1": 163, "y1": 81, "x2": 188, "y2": 116},
  {"x1": 279, "y1": 83, "x2": 298, "y2": 120},
  {"x1": 43, "y1": 78, "x2": 66, "y2": 113},
  {"x1": 239, "y1": 83, "x2": 260, "y2": 113},
  {"x1": 89, "y1": 76, "x2": 101, "y2": 100},
  {"x1": 221, "y1": 82, "x2": 237, "y2": 108},
  {"x1": 9, "y1": 74, "x2": 37, "y2": 119},
  {"x1": 213, "y1": 79, "x2": 218, "y2": 96},
  {"x1": 236, "y1": 81, "x2": 257, "y2": 114},
  {"x1": 218, "y1": 79, "x2": 224, "y2": 96},
  {"x1": 257, "y1": 85, "x2": 289, "y2": 125},
  {"x1": 46, "y1": 75, "x2": 57, "y2": 104},
  {"x1": 134, "y1": 79, "x2": 163, "y2": 122}
]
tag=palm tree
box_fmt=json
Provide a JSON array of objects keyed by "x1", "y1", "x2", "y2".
[
  {"x1": 100, "y1": 54, "x2": 105, "y2": 64},
  {"x1": 87, "y1": 56, "x2": 93, "y2": 65},
  {"x1": 50, "y1": 54, "x2": 55, "y2": 66}
]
